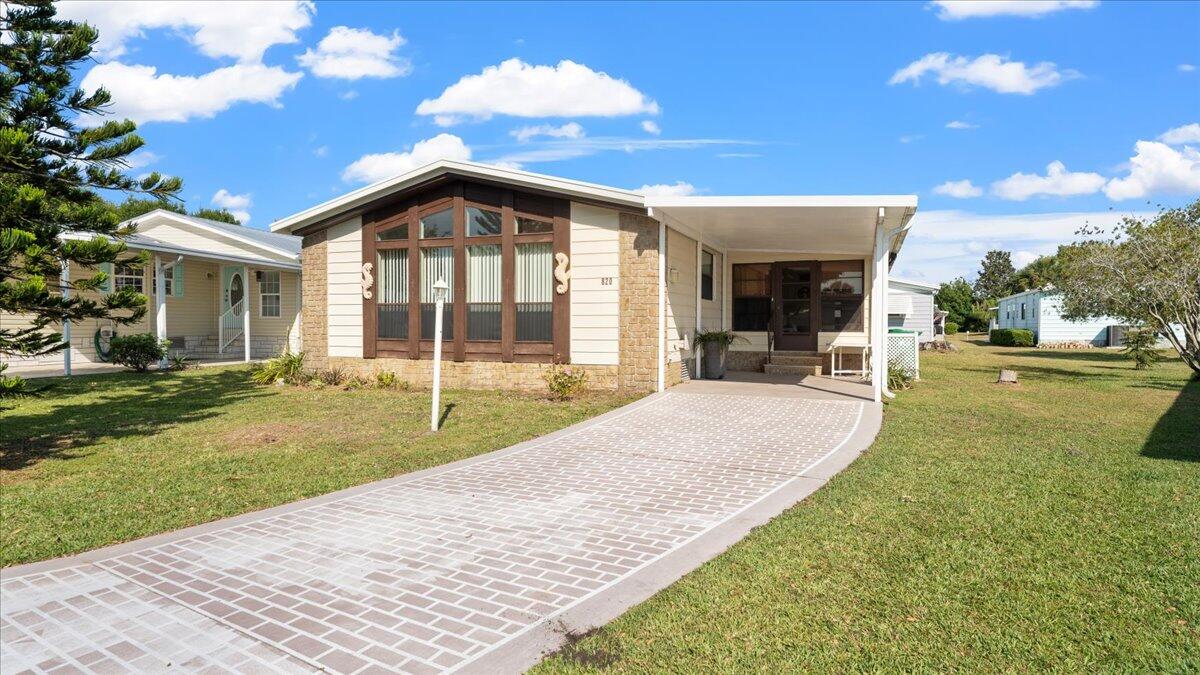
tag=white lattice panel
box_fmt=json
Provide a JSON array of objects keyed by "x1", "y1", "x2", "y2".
[{"x1": 887, "y1": 333, "x2": 920, "y2": 379}]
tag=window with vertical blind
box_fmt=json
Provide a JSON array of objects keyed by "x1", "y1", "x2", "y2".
[{"x1": 363, "y1": 180, "x2": 566, "y2": 362}]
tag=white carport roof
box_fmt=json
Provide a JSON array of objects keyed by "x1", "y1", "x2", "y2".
[{"x1": 645, "y1": 195, "x2": 918, "y2": 254}]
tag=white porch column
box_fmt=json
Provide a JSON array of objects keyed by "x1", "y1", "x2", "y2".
[
  {"x1": 155, "y1": 255, "x2": 167, "y2": 369},
  {"x1": 657, "y1": 220, "x2": 666, "y2": 392},
  {"x1": 243, "y1": 265, "x2": 251, "y2": 362},
  {"x1": 694, "y1": 238, "x2": 703, "y2": 377},
  {"x1": 60, "y1": 260, "x2": 71, "y2": 376},
  {"x1": 870, "y1": 211, "x2": 889, "y2": 403}
]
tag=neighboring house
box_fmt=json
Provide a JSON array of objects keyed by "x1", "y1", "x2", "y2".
[
  {"x1": 2, "y1": 210, "x2": 302, "y2": 375},
  {"x1": 887, "y1": 277, "x2": 940, "y2": 343},
  {"x1": 994, "y1": 289, "x2": 1117, "y2": 346},
  {"x1": 270, "y1": 160, "x2": 918, "y2": 402}
]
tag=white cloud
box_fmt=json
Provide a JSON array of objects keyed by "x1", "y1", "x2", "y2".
[
  {"x1": 717, "y1": 152, "x2": 762, "y2": 158},
  {"x1": 637, "y1": 182, "x2": 697, "y2": 197},
  {"x1": 1180, "y1": 64, "x2": 1197, "y2": 73},
  {"x1": 1012, "y1": 250, "x2": 1041, "y2": 267},
  {"x1": 297, "y1": 26, "x2": 411, "y2": 80},
  {"x1": 510, "y1": 122, "x2": 585, "y2": 143},
  {"x1": 641, "y1": 120, "x2": 661, "y2": 135},
  {"x1": 416, "y1": 58, "x2": 659, "y2": 125},
  {"x1": 1158, "y1": 123, "x2": 1200, "y2": 145},
  {"x1": 56, "y1": 1, "x2": 314, "y2": 63},
  {"x1": 930, "y1": 1, "x2": 1097, "y2": 20},
  {"x1": 490, "y1": 137, "x2": 750, "y2": 166},
  {"x1": 339, "y1": 90, "x2": 359, "y2": 101},
  {"x1": 1103, "y1": 140, "x2": 1200, "y2": 200},
  {"x1": 313, "y1": 145, "x2": 329, "y2": 157},
  {"x1": 899, "y1": 134, "x2": 923, "y2": 144},
  {"x1": 991, "y1": 161, "x2": 1106, "y2": 200},
  {"x1": 889, "y1": 52, "x2": 1078, "y2": 95},
  {"x1": 124, "y1": 150, "x2": 160, "y2": 169},
  {"x1": 933, "y1": 179, "x2": 983, "y2": 198},
  {"x1": 212, "y1": 188, "x2": 252, "y2": 223},
  {"x1": 342, "y1": 134, "x2": 472, "y2": 184},
  {"x1": 893, "y1": 209, "x2": 1150, "y2": 283},
  {"x1": 945, "y1": 120, "x2": 978, "y2": 129},
  {"x1": 80, "y1": 62, "x2": 302, "y2": 124}
]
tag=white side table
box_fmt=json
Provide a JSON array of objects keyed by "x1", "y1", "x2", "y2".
[{"x1": 827, "y1": 335, "x2": 871, "y2": 379}]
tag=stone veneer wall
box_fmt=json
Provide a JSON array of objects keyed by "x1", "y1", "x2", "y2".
[
  {"x1": 618, "y1": 213, "x2": 661, "y2": 392},
  {"x1": 300, "y1": 230, "x2": 329, "y2": 370},
  {"x1": 727, "y1": 350, "x2": 865, "y2": 374},
  {"x1": 329, "y1": 358, "x2": 619, "y2": 392}
]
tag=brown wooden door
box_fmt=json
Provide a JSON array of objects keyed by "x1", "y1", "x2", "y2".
[{"x1": 772, "y1": 261, "x2": 818, "y2": 351}]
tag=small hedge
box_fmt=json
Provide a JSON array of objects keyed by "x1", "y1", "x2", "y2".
[
  {"x1": 990, "y1": 328, "x2": 1035, "y2": 347},
  {"x1": 944, "y1": 321, "x2": 959, "y2": 334},
  {"x1": 109, "y1": 333, "x2": 169, "y2": 371}
]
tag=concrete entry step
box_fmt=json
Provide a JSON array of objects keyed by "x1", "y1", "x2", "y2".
[
  {"x1": 767, "y1": 355, "x2": 823, "y2": 367},
  {"x1": 763, "y1": 363, "x2": 822, "y2": 376}
]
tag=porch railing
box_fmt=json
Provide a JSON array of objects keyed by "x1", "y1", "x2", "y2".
[{"x1": 219, "y1": 299, "x2": 244, "y2": 353}]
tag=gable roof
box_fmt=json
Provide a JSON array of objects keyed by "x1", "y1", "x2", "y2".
[
  {"x1": 889, "y1": 277, "x2": 939, "y2": 293},
  {"x1": 269, "y1": 159, "x2": 646, "y2": 234},
  {"x1": 128, "y1": 210, "x2": 301, "y2": 258}
]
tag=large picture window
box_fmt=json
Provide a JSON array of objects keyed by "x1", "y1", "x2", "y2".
[
  {"x1": 819, "y1": 260, "x2": 864, "y2": 332},
  {"x1": 364, "y1": 181, "x2": 566, "y2": 362},
  {"x1": 732, "y1": 264, "x2": 772, "y2": 331}
]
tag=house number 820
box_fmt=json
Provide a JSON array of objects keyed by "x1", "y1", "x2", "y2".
[{"x1": 600, "y1": 277, "x2": 614, "y2": 286}]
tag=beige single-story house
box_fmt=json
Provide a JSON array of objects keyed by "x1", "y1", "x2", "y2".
[
  {"x1": 270, "y1": 160, "x2": 917, "y2": 402},
  {"x1": 2, "y1": 210, "x2": 301, "y2": 375}
]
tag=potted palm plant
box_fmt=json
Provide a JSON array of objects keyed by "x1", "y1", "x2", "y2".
[{"x1": 694, "y1": 329, "x2": 747, "y2": 379}]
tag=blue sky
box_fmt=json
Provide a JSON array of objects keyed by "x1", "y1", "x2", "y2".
[{"x1": 59, "y1": 0, "x2": 1200, "y2": 283}]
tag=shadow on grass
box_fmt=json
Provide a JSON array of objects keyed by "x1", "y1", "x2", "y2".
[
  {"x1": 1011, "y1": 349, "x2": 1126, "y2": 363},
  {"x1": 1143, "y1": 378, "x2": 1200, "y2": 462},
  {"x1": 438, "y1": 402, "x2": 456, "y2": 428},
  {"x1": 0, "y1": 368, "x2": 268, "y2": 471}
]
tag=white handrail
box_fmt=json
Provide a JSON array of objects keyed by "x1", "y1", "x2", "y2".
[{"x1": 219, "y1": 299, "x2": 244, "y2": 353}]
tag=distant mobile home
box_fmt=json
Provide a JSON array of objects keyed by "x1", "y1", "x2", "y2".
[
  {"x1": 887, "y1": 278, "x2": 940, "y2": 343},
  {"x1": 994, "y1": 290, "x2": 1117, "y2": 346}
]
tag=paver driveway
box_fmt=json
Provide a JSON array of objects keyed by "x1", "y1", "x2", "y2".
[{"x1": 1, "y1": 390, "x2": 868, "y2": 674}]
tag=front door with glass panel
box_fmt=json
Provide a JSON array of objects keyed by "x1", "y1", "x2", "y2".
[
  {"x1": 222, "y1": 266, "x2": 245, "y2": 314},
  {"x1": 772, "y1": 261, "x2": 817, "y2": 351}
]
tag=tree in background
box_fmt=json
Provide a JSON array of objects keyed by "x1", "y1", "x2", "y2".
[
  {"x1": 973, "y1": 250, "x2": 1018, "y2": 301},
  {"x1": 935, "y1": 278, "x2": 975, "y2": 328},
  {"x1": 1057, "y1": 199, "x2": 1200, "y2": 377},
  {"x1": 1013, "y1": 253, "x2": 1062, "y2": 292},
  {"x1": 1, "y1": 1, "x2": 181, "y2": 398},
  {"x1": 190, "y1": 208, "x2": 240, "y2": 225}
]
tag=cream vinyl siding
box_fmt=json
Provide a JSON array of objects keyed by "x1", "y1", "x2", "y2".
[
  {"x1": 665, "y1": 227, "x2": 697, "y2": 363},
  {"x1": 700, "y1": 249, "x2": 723, "y2": 332},
  {"x1": 247, "y1": 270, "x2": 300, "y2": 338},
  {"x1": 326, "y1": 217, "x2": 364, "y2": 357},
  {"x1": 725, "y1": 251, "x2": 872, "y2": 352},
  {"x1": 149, "y1": 258, "x2": 218, "y2": 337},
  {"x1": 568, "y1": 203, "x2": 619, "y2": 365}
]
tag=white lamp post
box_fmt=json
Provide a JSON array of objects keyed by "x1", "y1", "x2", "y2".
[{"x1": 430, "y1": 277, "x2": 449, "y2": 431}]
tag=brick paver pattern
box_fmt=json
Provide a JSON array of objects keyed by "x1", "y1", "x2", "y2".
[{"x1": 2, "y1": 392, "x2": 862, "y2": 674}]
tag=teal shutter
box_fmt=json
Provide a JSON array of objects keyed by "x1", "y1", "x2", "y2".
[
  {"x1": 172, "y1": 261, "x2": 184, "y2": 297},
  {"x1": 100, "y1": 262, "x2": 113, "y2": 292}
]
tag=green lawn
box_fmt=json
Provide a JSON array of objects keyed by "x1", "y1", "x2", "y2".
[
  {"x1": 538, "y1": 338, "x2": 1199, "y2": 672},
  {"x1": 0, "y1": 367, "x2": 635, "y2": 568}
]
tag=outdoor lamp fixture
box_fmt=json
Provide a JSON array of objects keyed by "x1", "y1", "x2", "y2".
[{"x1": 430, "y1": 277, "x2": 449, "y2": 432}]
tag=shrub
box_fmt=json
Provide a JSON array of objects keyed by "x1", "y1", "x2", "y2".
[
  {"x1": 375, "y1": 370, "x2": 407, "y2": 389},
  {"x1": 167, "y1": 353, "x2": 192, "y2": 371},
  {"x1": 543, "y1": 362, "x2": 589, "y2": 400},
  {"x1": 316, "y1": 367, "x2": 348, "y2": 386},
  {"x1": 990, "y1": 328, "x2": 1034, "y2": 347},
  {"x1": 1122, "y1": 328, "x2": 1161, "y2": 370},
  {"x1": 109, "y1": 333, "x2": 168, "y2": 372},
  {"x1": 887, "y1": 361, "x2": 914, "y2": 391},
  {"x1": 944, "y1": 321, "x2": 959, "y2": 334},
  {"x1": 251, "y1": 351, "x2": 306, "y2": 385}
]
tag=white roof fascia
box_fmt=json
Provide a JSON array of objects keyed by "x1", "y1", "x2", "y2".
[
  {"x1": 60, "y1": 232, "x2": 301, "y2": 271},
  {"x1": 890, "y1": 277, "x2": 939, "y2": 292},
  {"x1": 270, "y1": 159, "x2": 646, "y2": 233},
  {"x1": 127, "y1": 210, "x2": 300, "y2": 259},
  {"x1": 644, "y1": 195, "x2": 920, "y2": 209}
]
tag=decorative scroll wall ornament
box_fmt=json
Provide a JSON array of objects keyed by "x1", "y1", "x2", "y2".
[
  {"x1": 554, "y1": 252, "x2": 571, "y2": 294},
  {"x1": 361, "y1": 262, "x2": 374, "y2": 299}
]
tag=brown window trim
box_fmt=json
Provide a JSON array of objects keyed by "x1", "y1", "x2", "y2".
[{"x1": 362, "y1": 180, "x2": 569, "y2": 364}]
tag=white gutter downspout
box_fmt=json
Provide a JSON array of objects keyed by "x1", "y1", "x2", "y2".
[
  {"x1": 60, "y1": 261, "x2": 71, "y2": 376},
  {"x1": 657, "y1": 219, "x2": 666, "y2": 392},
  {"x1": 155, "y1": 255, "x2": 183, "y2": 369},
  {"x1": 871, "y1": 208, "x2": 913, "y2": 402}
]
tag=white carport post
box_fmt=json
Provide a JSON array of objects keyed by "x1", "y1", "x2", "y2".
[
  {"x1": 694, "y1": 238, "x2": 702, "y2": 378},
  {"x1": 870, "y1": 208, "x2": 888, "y2": 404},
  {"x1": 243, "y1": 265, "x2": 251, "y2": 363},
  {"x1": 657, "y1": 220, "x2": 666, "y2": 392},
  {"x1": 60, "y1": 260, "x2": 71, "y2": 376},
  {"x1": 154, "y1": 255, "x2": 167, "y2": 369}
]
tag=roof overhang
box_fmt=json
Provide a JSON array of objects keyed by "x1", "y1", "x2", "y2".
[
  {"x1": 130, "y1": 210, "x2": 300, "y2": 260},
  {"x1": 270, "y1": 159, "x2": 646, "y2": 235},
  {"x1": 61, "y1": 232, "x2": 301, "y2": 271},
  {"x1": 646, "y1": 195, "x2": 918, "y2": 255}
]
